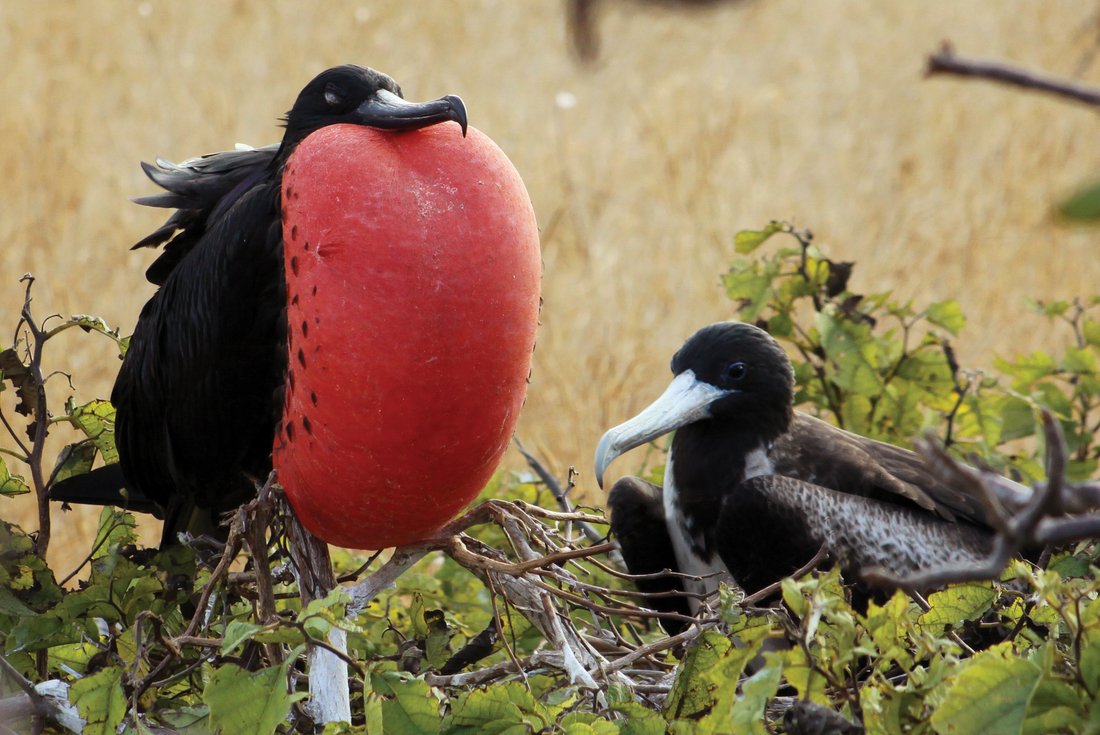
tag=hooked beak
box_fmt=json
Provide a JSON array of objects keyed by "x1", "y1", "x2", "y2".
[
  {"x1": 594, "y1": 370, "x2": 731, "y2": 489},
  {"x1": 359, "y1": 89, "x2": 468, "y2": 137}
]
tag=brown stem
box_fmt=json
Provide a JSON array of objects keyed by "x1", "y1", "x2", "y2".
[{"x1": 19, "y1": 276, "x2": 51, "y2": 559}]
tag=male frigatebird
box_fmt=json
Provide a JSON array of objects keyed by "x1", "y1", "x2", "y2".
[
  {"x1": 52, "y1": 65, "x2": 541, "y2": 549},
  {"x1": 595, "y1": 321, "x2": 1007, "y2": 622}
]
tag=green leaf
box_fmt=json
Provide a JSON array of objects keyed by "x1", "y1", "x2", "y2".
[
  {"x1": 664, "y1": 630, "x2": 732, "y2": 720},
  {"x1": 7, "y1": 612, "x2": 84, "y2": 653},
  {"x1": 717, "y1": 583, "x2": 741, "y2": 625},
  {"x1": 1083, "y1": 320, "x2": 1100, "y2": 349},
  {"x1": 1061, "y1": 347, "x2": 1097, "y2": 375},
  {"x1": 723, "y1": 268, "x2": 773, "y2": 322},
  {"x1": 68, "y1": 665, "x2": 128, "y2": 735},
  {"x1": 65, "y1": 398, "x2": 119, "y2": 465},
  {"x1": 728, "y1": 653, "x2": 783, "y2": 735},
  {"x1": 372, "y1": 671, "x2": 440, "y2": 735},
  {"x1": 0, "y1": 585, "x2": 36, "y2": 617},
  {"x1": 91, "y1": 506, "x2": 138, "y2": 565},
  {"x1": 444, "y1": 681, "x2": 550, "y2": 734},
  {"x1": 221, "y1": 621, "x2": 267, "y2": 654},
  {"x1": 410, "y1": 592, "x2": 429, "y2": 638},
  {"x1": 611, "y1": 703, "x2": 666, "y2": 735},
  {"x1": 204, "y1": 659, "x2": 306, "y2": 735},
  {"x1": 817, "y1": 310, "x2": 884, "y2": 398},
  {"x1": 1023, "y1": 673, "x2": 1085, "y2": 735},
  {"x1": 767, "y1": 312, "x2": 794, "y2": 338},
  {"x1": 926, "y1": 300, "x2": 966, "y2": 336},
  {"x1": 69, "y1": 315, "x2": 128, "y2": 356},
  {"x1": 999, "y1": 397, "x2": 1037, "y2": 442},
  {"x1": 53, "y1": 442, "x2": 97, "y2": 483},
  {"x1": 918, "y1": 582, "x2": 997, "y2": 635},
  {"x1": 423, "y1": 610, "x2": 452, "y2": 670},
  {"x1": 1079, "y1": 631, "x2": 1100, "y2": 695},
  {"x1": 157, "y1": 706, "x2": 215, "y2": 735},
  {"x1": 1024, "y1": 297, "x2": 1070, "y2": 318},
  {"x1": 1047, "y1": 552, "x2": 1091, "y2": 579},
  {"x1": 734, "y1": 221, "x2": 783, "y2": 254},
  {"x1": 995, "y1": 353, "x2": 1055, "y2": 391},
  {"x1": 1058, "y1": 180, "x2": 1100, "y2": 222},
  {"x1": 0, "y1": 457, "x2": 30, "y2": 497},
  {"x1": 931, "y1": 644, "x2": 1042, "y2": 735}
]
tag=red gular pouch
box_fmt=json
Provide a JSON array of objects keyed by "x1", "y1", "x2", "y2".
[{"x1": 276, "y1": 122, "x2": 541, "y2": 549}]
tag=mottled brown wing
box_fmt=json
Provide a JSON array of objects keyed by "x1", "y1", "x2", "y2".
[{"x1": 770, "y1": 413, "x2": 989, "y2": 526}]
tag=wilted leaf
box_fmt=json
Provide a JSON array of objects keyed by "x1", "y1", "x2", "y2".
[{"x1": 424, "y1": 609, "x2": 452, "y2": 669}]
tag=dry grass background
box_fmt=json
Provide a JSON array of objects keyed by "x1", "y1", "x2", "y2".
[{"x1": 3, "y1": 0, "x2": 1100, "y2": 572}]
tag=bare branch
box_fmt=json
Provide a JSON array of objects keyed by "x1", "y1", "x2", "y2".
[
  {"x1": 514, "y1": 438, "x2": 615, "y2": 555},
  {"x1": 862, "y1": 411, "x2": 1094, "y2": 592},
  {"x1": 928, "y1": 42, "x2": 1100, "y2": 108}
]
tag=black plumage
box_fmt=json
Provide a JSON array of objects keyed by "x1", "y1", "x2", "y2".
[
  {"x1": 596, "y1": 321, "x2": 1007, "y2": 622},
  {"x1": 50, "y1": 65, "x2": 466, "y2": 546}
]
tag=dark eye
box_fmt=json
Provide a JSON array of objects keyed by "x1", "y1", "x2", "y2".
[
  {"x1": 324, "y1": 83, "x2": 344, "y2": 106},
  {"x1": 722, "y1": 362, "x2": 747, "y2": 382}
]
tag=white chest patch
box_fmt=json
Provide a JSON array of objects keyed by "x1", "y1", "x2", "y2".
[
  {"x1": 663, "y1": 452, "x2": 733, "y2": 613},
  {"x1": 742, "y1": 445, "x2": 774, "y2": 480}
]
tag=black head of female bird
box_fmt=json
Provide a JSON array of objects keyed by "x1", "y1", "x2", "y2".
[
  {"x1": 596, "y1": 321, "x2": 794, "y2": 485},
  {"x1": 279, "y1": 64, "x2": 467, "y2": 155}
]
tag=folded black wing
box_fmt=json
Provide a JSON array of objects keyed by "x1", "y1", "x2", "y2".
[
  {"x1": 113, "y1": 165, "x2": 287, "y2": 539},
  {"x1": 773, "y1": 413, "x2": 993, "y2": 526},
  {"x1": 131, "y1": 145, "x2": 280, "y2": 286}
]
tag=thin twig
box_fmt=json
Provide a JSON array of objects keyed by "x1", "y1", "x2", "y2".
[
  {"x1": 486, "y1": 574, "x2": 529, "y2": 690},
  {"x1": 514, "y1": 439, "x2": 613, "y2": 553},
  {"x1": 928, "y1": 42, "x2": 1100, "y2": 108},
  {"x1": 0, "y1": 654, "x2": 38, "y2": 700},
  {"x1": 177, "y1": 518, "x2": 245, "y2": 641}
]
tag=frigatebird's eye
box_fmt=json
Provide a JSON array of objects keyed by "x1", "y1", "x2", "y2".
[
  {"x1": 324, "y1": 83, "x2": 344, "y2": 107},
  {"x1": 722, "y1": 362, "x2": 747, "y2": 383}
]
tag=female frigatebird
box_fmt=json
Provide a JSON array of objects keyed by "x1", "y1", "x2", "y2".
[
  {"x1": 53, "y1": 65, "x2": 541, "y2": 549},
  {"x1": 595, "y1": 322, "x2": 1009, "y2": 621}
]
